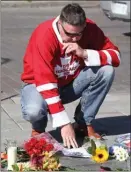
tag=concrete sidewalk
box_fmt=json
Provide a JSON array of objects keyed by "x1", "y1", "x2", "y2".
[
  {"x1": 2, "y1": 1, "x2": 100, "y2": 8},
  {"x1": 1, "y1": 92, "x2": 130, "y2": 171}
]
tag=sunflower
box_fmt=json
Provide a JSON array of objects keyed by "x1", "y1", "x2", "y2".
[{"x1": 92, "y1": 148, "x2": 109, "y2": 163}]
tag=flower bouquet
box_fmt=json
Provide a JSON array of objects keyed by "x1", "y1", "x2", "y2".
[
  {"x1": 83, "y1": 137, "x2": 109, "y2": 163},
  {"x1": 109, "y1": 145, "x2": 129, "y2": 162},
  {"x1": 1, "y1": 133, "x2": 75, "y2": 171},
  {"x1": 20, "y1": 136, "x2": 61, "y2": 171},
  {"x1": 115, "y1": 133, "x2": 131, "y2": 154},
  {"x1": 83, "y1": 136, "x2": 130, "y2": 162}
]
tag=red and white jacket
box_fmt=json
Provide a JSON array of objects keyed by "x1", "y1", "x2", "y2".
[{"x1": 21, "y1": 16, "x2": 121, "y2": 128}]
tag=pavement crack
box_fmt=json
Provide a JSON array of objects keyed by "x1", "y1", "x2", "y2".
[
  {"x1": 1, "y1": 94, "x2": 19, "y2": 101},
  {"x1": 2, "y1": 107, "x2": 23, "y2": 131}
]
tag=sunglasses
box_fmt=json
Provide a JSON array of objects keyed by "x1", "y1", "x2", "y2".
[{"x1": 61, "y1": 24, "x2": 86, "y2": 37}]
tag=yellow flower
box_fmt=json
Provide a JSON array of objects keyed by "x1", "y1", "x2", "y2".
[{"x1": 92, "y1": 148, "x2": 109, "y2": 163}]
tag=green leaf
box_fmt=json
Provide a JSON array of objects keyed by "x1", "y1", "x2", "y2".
[
  {"x1": 90, "y1": 139, "x2": 96, "y2": 156},
  {"x1": 55, "y1": 155, "x2": 60, "y2": 163},
  {"x1": 1, "y1": 159, "x2": 7, "y2": 163},
  {"x1": 23, "y1": 167, "x2": 36, "y2": 171},
  {"x1": 12, "y1": 164, "x2": 19, "y2": 171},
  {"x1": 1, "y1": 159, "x2": 7, "y2": 168},
  {"x1": 84, "y1": 136, "x2": 90, "y2": 143},
  {"x1": 87, "y1": 147, "x2": 93, "y2": 155},
  {"x1": 43, "y1": 162, "x2": 49, "y2": 169}
]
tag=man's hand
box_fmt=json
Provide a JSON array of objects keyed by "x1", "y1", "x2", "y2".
[
  {"x1": 63, "y1": 43, "x2": 87, "y2": 59},
  {"x1": 61, "y1": 123, "x2": 78, "y2": 149}
]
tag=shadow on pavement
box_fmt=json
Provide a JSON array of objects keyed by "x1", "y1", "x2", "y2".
[
  {"x1": 49, "y1": 127, "x2": 85, "y2": 147},
  {"x1": 123, "y1": 32, "x2": 131, "y2": 37},
  {"x1": 49, "y1": 115, "x2": 130, "y2": 147},
  {"x1": 1, "y1": 57, "x2": 11, "y2": 65},
  {"x1": 93, "y1": 115, "x2": 131, "y2": 136}
]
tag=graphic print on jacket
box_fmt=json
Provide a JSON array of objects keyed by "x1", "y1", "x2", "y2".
[{"x1": 54, "y1": 55, "x2": 80, "y2": 78}]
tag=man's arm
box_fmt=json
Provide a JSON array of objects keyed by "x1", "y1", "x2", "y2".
[
  {"x1": 32, "y1": 34, "x2": 78, "y2": 148},
  {"x1": 32, "y1": 35, "x2": 70, "y2": 128},
  {"x1": 84, "y1": 23, "x2": 121, "y2": 67}
]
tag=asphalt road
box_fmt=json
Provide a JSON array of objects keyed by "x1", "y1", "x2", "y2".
[{"x1": 1, "y1": 6, "x2": 130, "y2": 99}]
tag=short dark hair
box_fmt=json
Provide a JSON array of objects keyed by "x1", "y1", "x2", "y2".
[{"x1": 60, "y1": 3, "x2": 86, "y2": 26}]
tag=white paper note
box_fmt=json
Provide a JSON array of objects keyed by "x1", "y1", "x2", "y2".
[{"x1": 62, "y1": 147, "x2": 91, "y2": 158}]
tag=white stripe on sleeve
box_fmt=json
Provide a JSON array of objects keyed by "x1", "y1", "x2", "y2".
[
  {"x1": 36, "y1": 83, "x2": 58, "y2": 92},
  {"x1": 84, "y1": 49, "x2": 101, "y2": 66},
  {"x1": 102, "y1": 50, "x2": 112, "y2": 65},
  {"x1": 108, "y1": 49, "x2": 121, "y2": 64},
  {"x1": 45, "y1": 96, "x2": 61, "y2": 105},
  {"x1": 50, "y1": 110, "x2": 70, "y2": 128}
]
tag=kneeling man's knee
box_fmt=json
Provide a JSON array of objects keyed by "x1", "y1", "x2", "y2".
[
  {"x1": 101, "y1": 65, "x2": 115, "y2": 81},
  {"x1": 22, "y1": 105, "x2": 47, "y2": 122}
]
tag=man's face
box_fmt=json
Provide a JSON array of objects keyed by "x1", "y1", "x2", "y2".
[{"x1": 59, "y1": 21, "x2": 86, "y2": 43}]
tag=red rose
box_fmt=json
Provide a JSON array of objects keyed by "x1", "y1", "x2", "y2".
[
  {"x1": 24, "y1": 137, "x2": 54, "y2": 157},
  {"x1": 45, "y1": 144, "x2": 54, "y2": 152},
  {"x1": 30, "y1": 138, "x2": 38, "y2": 143},
  {"x1": 28, "y1": 150, "x2": 34, "y2": 156},
  {"x1": 39, "y1": 138, "x2": 47, "y2": 145}
]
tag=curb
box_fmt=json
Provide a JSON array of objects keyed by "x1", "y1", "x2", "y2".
[{"x1": 1, "y1": 1, "x2": 100, "y2": 8}]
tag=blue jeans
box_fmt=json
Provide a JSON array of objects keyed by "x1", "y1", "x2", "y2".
[{"x1": 20, "y1": 66, "x2": 115, "y2": 132}]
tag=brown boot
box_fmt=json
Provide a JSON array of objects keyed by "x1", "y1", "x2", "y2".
[
  {"x1": 31, "y1": 129, "x2": 42, "y2": 137},
  {"x1": 73, "y1": 122, "x2": 88, "y2": 136},
  {"x1": 87, "y1": 125, "x2": 102, "y2": 139}
]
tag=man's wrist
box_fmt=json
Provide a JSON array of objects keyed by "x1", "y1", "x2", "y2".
[{"x1": 61, "y1": 122, "x2": 71, "y2": 128}]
